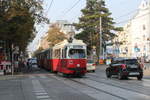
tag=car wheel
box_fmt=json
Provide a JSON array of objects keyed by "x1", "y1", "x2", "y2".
[
  {"x1": 92, "y1": 70, "x2": 95, "y2": 72},
  {"x1": 118, "y1": 72, "x2": 123, "y2": 80},
  {"x1": 124, "y1": 76, "x2": 128, "y2": 79},
  {"x1": 106, "y1": 69, "x2": 111, "y2": 78},
  {"x1": 137, "y1": 75, "x2": 143, "y2": 80}
]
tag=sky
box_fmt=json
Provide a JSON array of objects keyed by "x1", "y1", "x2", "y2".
[{"x1": 28, "y1": 0, "x2": 142, "y2": 53}]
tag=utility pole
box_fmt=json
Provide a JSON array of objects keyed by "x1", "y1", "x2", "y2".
[{"x1": 98, "y1": 0, "x2": 103, "y2": 59}]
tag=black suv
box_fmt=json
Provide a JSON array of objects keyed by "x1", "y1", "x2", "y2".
[{"x1": 106, "y1": 58, "x2": 143, "y2": 80}]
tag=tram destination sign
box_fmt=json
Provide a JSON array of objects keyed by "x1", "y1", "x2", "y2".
[{"x1": 71, "y1": 45, "x2": 84, "y2": 49}]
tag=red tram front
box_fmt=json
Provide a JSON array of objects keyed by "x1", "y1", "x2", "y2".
[{"x1": 52, "y1": 39, "x2": 87, "y2": 76}]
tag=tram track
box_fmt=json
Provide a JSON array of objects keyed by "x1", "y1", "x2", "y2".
[
  {"x1": 45, "y1": 71, "x2": 150, "y2": 100},
  {"x1": 69, "y1": 76, "x2": 150, "y2": 100},
  {"x1": 88, "y1": 72, "x2": 150, "y2": 90},
  {"x1": 54, "y1": 73, "x2": 150, "y2": 99},
  {"x1": 49, "y1": 74, "x2": 127, "y2": 100},
  {"x1": 68, "y1": 78, "x2": 127, "y2": 100},
  {"x1": 86, "y1": 74, "x2": 150, "y2": 95}
]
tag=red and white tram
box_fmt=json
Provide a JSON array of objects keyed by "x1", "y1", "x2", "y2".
[{"x1": 36, "y1": 39, "x2": 87, "y2": 76}]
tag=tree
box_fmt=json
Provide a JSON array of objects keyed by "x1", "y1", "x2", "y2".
[
  {"x1": 74, "y1": 0, "x2": 122, "y2": 56},
  {"x1": 0, "y1": 0, "x2": 47, "y2": 52},
  {"x1": 47, "y1": 24, "x2": 67, "y2": 47}
]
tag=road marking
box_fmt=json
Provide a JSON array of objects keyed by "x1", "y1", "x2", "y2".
[
  {"x1": 29, "y1": 76, "x2": 36, "y2": 79},
  {"x1": 36, "y1": 95, "x2": 49, "y2": 99},
  {"x1": 32, "y1": 80, "x2": 52, "y2": 100},
  {"x1": 79, "y1": 79, "x2": 150, "y2": 100},
  {"x1": 51, "y1": 75, "x2": 122, "y2": 100},
  {"x1": 33, "y1": 90, "x2": 46, "y2": 93},
  {"x1": 39, "y1": 75, "x2": 47, "y2": 79},
  {"x1": 35, "y1": 92, "x2": 48, "y2": 95}
]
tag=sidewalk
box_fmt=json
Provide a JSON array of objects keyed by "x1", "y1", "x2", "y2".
[{"x1": 143, "y1": 67, "x2": 150, "y2": 76}]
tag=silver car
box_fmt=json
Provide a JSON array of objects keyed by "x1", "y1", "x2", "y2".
[{"x1": 87, "y1": 60, "x2": 96, "y2": 72}]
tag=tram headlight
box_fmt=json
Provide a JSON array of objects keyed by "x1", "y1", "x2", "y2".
[{"x1": 77, "y1": 64, "x2": 80, "y2": 67}]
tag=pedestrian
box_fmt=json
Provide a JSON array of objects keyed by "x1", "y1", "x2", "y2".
[
  {"x1": 27, "y1": 59, "x2": 31, "y2": 72},
  {"x1": 141, "y1": 56, "x2": 145, "y2": 69}
]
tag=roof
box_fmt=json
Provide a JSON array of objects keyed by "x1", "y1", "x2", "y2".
[{"x1": 53, "y1": 39, "x2": 86, "y2": 50}]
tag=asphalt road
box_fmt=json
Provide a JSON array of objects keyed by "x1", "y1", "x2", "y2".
[{"x1": 0, "y1": 65, "x2": 150, "y2": 100}]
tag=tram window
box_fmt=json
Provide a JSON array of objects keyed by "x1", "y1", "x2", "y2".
[
  {"x1": 69, "y1": 49, "x2": 86, "y2": 59},
  {"x1": 62, "y1": 48, "x2": 67, "y2": 58},
  {"x1": 62, "y1": 49, "x2": 64, "y2": 58},
  {"x1": 64, "y1": 47, "x2": 67, "y2": 58},
  {"x1": 54, "y1": 49, "x2": 61, "y2": 58},
  {"x1": 47, "y1": 52, "x2": 49, "y2": 59}
]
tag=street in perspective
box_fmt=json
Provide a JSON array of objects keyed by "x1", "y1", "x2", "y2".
[{"x1": 1, "y1": 0, "x2": 150, "y2": 100}]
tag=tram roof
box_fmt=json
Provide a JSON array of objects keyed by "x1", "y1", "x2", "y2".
[{"x1": 53, "y1": 39, "x2": 86, "y2": 49}]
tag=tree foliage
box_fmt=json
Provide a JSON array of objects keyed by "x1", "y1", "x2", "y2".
[
  {"x1": 47, "y1": 24, "x2": 67, "y2": 47},
  {"x1": 0, "y1": 0, "x2": 47, "y2": 52},
  {"x1": 74, "y1": 0, "x2": 122, "y2": 55}
]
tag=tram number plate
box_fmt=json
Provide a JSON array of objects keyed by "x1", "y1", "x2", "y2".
[{"x1": 129, "y1": 72, "x2": 139, "y2": 75}]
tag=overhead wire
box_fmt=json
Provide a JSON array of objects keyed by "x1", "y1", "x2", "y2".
[
  {"x1": 37, "y1": 0, "x2": 54, "y2": 36},
  {"x1": 45, "y1": 0, "x2": 54, "y2": 17},
  {"x1": 61, "y1": 0, "x2": 81, "y2": 18},
  {"x1": 33, "y1": 0, "x2": 54, "y2": 48},
  {"x1": 114, "y1": 9, "x2": 138, "y2": 20},
  {"x1": 70, "y1": 1, "x2": 85, "y2": 22},
  {"x1": 115, "y1": 10, "x2": 150, "y2": 25}
]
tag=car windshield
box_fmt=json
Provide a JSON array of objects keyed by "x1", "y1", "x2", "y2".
[
  {"x1": 69, "y1": 49, "x2": 86, "y2": 59},
  {"x1": 113, "y1": 60, "x2": 124, "y2": 64},
  {"x1": 124, "y1": 59, "x2": 138, "y2": 65},
  {"x1": 87, "y1": 60, "x2": 94, "y2": 63}
]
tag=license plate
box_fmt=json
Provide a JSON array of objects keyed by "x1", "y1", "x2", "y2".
[
  {"x1": 129, "y1": 72, "x2": 139, "y2": 75},
  {"x1": 130, "y1": 65, "x2": 137, "y2": 68}
]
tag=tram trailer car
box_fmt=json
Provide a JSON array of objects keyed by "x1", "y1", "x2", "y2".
[{"x1": 36, "y1": 48, "x2": 53, "y2": 71}]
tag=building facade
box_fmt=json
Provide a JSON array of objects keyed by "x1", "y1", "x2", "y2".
[
  {"x1": 117, "y1": 0, "x2": 150, "y2": 58},
  {"x1": 38, "y1": 20, "x2": 75, "y2": 50}
]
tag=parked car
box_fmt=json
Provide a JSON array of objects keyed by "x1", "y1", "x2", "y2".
[
  {"x1": 28, "y1": 58, "x2": 38, "y2": 68},
  {"x1": 105, "y1": 58, "x2": 143, "y2": 80},
  {"x1": 87, "y1": 60, "x2": 96, "y2": 72}
]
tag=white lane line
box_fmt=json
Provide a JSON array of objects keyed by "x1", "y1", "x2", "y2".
[
  {"x1": 39, "y1": 75, "x2": 47, "y2": 79},
  {"x1": 36, "y1": 95, "x2": 49, "y2": 99},
  {"x1": 35, "y1": 92, "x2": 48, "y2": 95},
  {"x1": 40, "y1": 99, "x2": 52, "y2": 100},
  {"x1": 29, "y1": 76, "x2": 36, "y2": 79},
  {"x1": 32, "y1": 80, "x2": 52, "y2": 100},
  {"x1": 33, "y1": 90, "x2": 46, "y2": 93}
]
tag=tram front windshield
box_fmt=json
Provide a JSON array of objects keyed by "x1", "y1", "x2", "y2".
[{"x1": 69, "y1": 49, "x2": 86, "y2": 59}]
